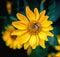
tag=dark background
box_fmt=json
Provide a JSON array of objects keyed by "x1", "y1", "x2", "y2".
[
  {"x1": 0, "y1": 0, "x2": 28, "y2": 57},
  {"x1": 0, "y1": 0, "x2": 60, "y2": 57}
]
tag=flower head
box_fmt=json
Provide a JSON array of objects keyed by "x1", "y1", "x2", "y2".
[
  {"x1": 48, "y1": 52, "x2": 60, "y2": 57},
  {"x1": 6, "y1": 1, "x2": 12, "y2": 14},
  {"x1": 55, "y1": 52, "x2": 60, "y2": 57},
  {"x1": 54, "y1": 35, "x2": 60, "y2": 51},
  {"x1": 2, "y1": 26, "x2": 22, "y2": 49},
  {"x1": 57, "y1": 35, "x2": 60, "y2": 45},
  {"x1": 12, "y1": 6, "x2": 54, "y2": 49},
  {"x1": 48, "y1": 53, "x2": 55, "y2": 57},
  {"x1": 55, "y1": 46, "x2": 60, "y2": 51}
]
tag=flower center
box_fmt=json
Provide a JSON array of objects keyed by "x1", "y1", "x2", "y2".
[
  {"x1": 11, "y1": 35, "x2": 17, "y2": 40},
  {"x1": 28, "y1": 21, "x2": 41, "y2": 35}
]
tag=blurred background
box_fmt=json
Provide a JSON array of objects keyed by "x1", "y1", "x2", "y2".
[{"x1": 0, "y1": 0, "x2": 60, "y2": 57}]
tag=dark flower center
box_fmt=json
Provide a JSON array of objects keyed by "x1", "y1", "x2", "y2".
[
  {"x1": 33, "y1": 23, "x2": 40, "y2": 30},
  {"x1": 11, "y1": 35, "x2": 17, "y2": 40},
  {"x1": 28, "y1": 21, "x2": 41, "y2": 35}
]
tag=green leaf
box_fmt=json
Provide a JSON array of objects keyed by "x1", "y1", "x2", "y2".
[
  {"x1": 44, "y1": 0, "x2": 56, "y2": 22},
  {"x1": 40, "y1": 0, "x2": 44, "y2": 12},
  {"x1": 26, "y1": 0, "x2": 40, "y2": 10},
  {"x1": 9, "y1": 16, "x2": 17, "y2": 21},
  {"x1": 29, "y1": 43, "x2": 49, "y2": 57}
]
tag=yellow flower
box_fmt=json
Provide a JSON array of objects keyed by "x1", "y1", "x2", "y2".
[
  {"x1": 57, "y1": 35, "x2": 60, "y2": 44},
  {"x1": 6, "y1": 1, "x2": 12, "y2": 14},
  {"x1": 48, "y1": 53, "x2": 55, "y2": 57},
  {"x1": 12, "y1": 6, "x2": 54, "y2": 49},
  {"x1": 2, "y1": 26, "x2": 22, "y2": 49},
  {"x1": 55, "y1": 52, "x2": 60, "y2": 57},
  {"x1": 54, "y1": 35, "x2": 60, "y2": 51},
  {"x1": 48, "y1": 52, "x2": 60, "y2": 57},
  {"x1": 55, "y1": 46, "x2": 60, "y2": 51}
]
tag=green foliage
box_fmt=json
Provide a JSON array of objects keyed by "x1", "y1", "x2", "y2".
[{"x1": 44, "y1": 0, "x2": 56, "y2": 22}]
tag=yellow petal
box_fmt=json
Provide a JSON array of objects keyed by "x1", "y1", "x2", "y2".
[
  {"x1": 39, "y1": 32, "x2": 48, "y2": 41},
  {"x1": 39, "y1": 39, "x2": 46, "y2": 48},
  {"x1": 9, "y1": 44, "x2": 13, "y2": 48},
  {"x1": 42, "y1": 15, "x2": 49, "y2": 21},
  {"x1": 2, "y1": 31, "x2": 10, "y2": 41},
  {"x1": 6, "y1": 39, "x2": 12, "y2": 46},
  {"x1": 32, "y1": 35, "x2": 39, "y2": 49},
  {"x1": 16, "y1": 13, "x2": 29, "y2": 24},
  {"x1": 41, "y1": 20, "x2": 53, "y2": 27},
  {"x1": 38, "y1": 10, "x2": 46, "y2": 21},
  {"x1": 29, "y1": 35, "x2": 36, "y2": 46},
  {"x1": 11, "y1": 30, "x2": 27, "y2": 36},
  {"x1": 12, "y1": 21, "x2": 27, "y2": 30},
  {"x1": 5, "y1": 25, "x2": 15, "y2": 31},
  {"x1": 16, "y1": 41, "x2": 22, "y2": 49},
  {"x1": 38, "y1": 15, "x2": 49, "y2": 23},
  {"x1": 55, "y1": 52, "x2": 60, "y2": 57},
  {"x1": 45, "y1": 31, "x2": 54, "y2": 37},
  {"x1": 17, "y1": 44, "x2": 22, "y2": 49},
  {"x1": 36, "y1": 36, "x2": 39, "y2": 45},
  {"x1": 26, "y1": 6, "x2": 35, "y2": 21},
  {"x1": 32, "y1": 43, "x2": 37, "y2": 49},
  {"x1": 12, "y1": 41, "x2": 17, "y2": 49},
  {"x1": 55, "y1": 46, "x2": 60, "y2": 51},
  {"x1": 19, "y1": 32, "x2": 30, "y2": 44},
  {"x1": 42, "y1": 26, "x2": 53, "y2": 31},
  {"x1": 57, "y1": 35, "x2": 60, "y2": 44},
  {"x1": 27, "y1": 47, "x2": 32, "y2": 55},
  {"x1": 40, "y1": 10, "x2": 46, "y2": 18},
  {"x1": 24, "y1": 41, "x2": 29, "y2": 49},
  {"x1": 34, "y1": 8, "x2": 39, "y2": 21}
]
